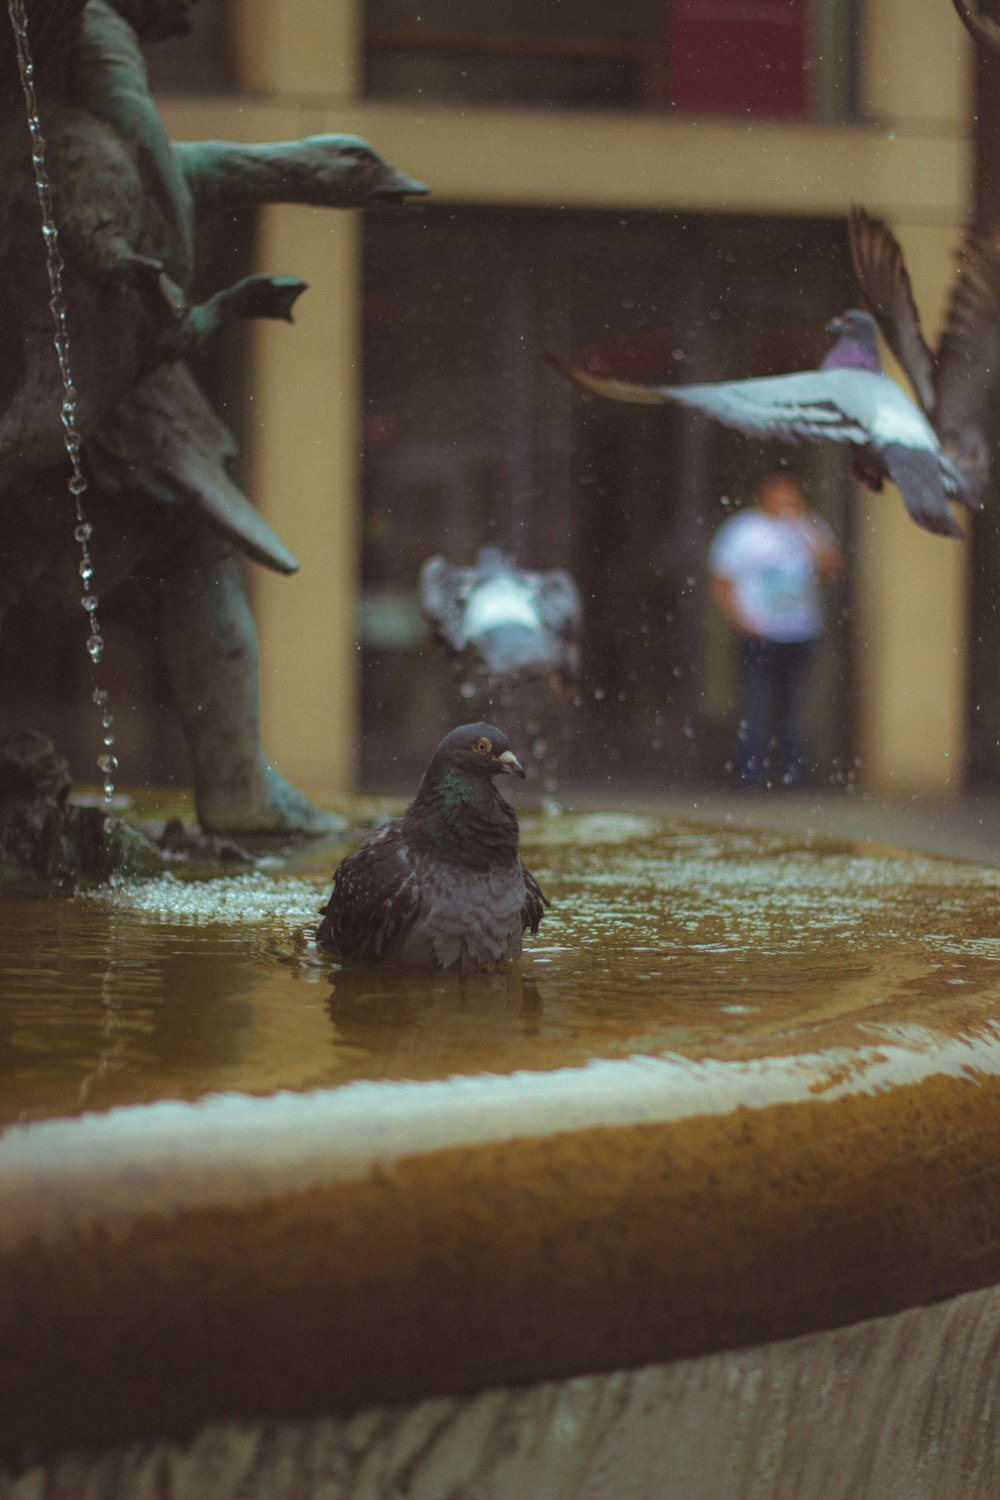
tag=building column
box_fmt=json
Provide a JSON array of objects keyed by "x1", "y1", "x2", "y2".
[
  {"x1": 854, "y1": 1, "x2": 972, "y2": 797},
  {"x1": 853, "y1": 228, "x2": 970, "y2": 799},
  {"x1": 231, "y1": 0, "x2": 363, "y2": 796},
  {"x1": 250, "y1": 209, "x2": 362, "y2": 797}
]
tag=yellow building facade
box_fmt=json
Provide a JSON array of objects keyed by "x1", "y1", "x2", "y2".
[{"x1": 161, "y1": 0, "x2": 974, "y2": 799}]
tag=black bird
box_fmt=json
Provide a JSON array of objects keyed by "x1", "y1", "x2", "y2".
[
  {"x1": 848, "y1": 204, "x2": 1000, "y2": 515},
  {"x1": 547, "y1": 298, "x2": 980, "y2": 538},
  {"x1": 420, "y1": 546, "x2": 583, "y2": 687},
  {"x1": 316, "y1": 724, "x2": 548, "y2": 970}
]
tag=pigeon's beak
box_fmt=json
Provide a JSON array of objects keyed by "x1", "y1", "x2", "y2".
[
  {"x1": 496, "y1": 749, "x2": 526, "y2": 778},
  {"x1": 825, "y1": 315, "x2": 845, "y2": 335}
]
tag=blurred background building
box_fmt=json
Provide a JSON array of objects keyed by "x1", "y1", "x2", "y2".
[{"x1": 0, "y1": 0, "x2": 981, "y2": 799}]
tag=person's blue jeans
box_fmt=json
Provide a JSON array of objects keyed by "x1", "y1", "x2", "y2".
[{"x1": 735, "y1": 635, "x2": 817, "y2": 789}]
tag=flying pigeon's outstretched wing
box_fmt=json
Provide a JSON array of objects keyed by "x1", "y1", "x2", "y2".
[
  {"x1": 544, "y1": 353, "x2": 676, "y2": 408},
  {"x1": 548, "y1": 354, "x2": 872, "y2": 445},
  {"x1": 933, "y1": 225, "x2": 1000, "y2": 507},
  {"x1": 548, "y1": 351, "x2": 963, "y2": 538},
  {"x1": 848, "y1": 206, "x2": 938, "y2": 417},
  {"x1": 317, "y1": 821, "x2": 422, "y2": 963}
]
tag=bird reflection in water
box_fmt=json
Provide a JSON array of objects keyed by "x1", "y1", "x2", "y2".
[{"x1": 324, "y1": 962, "x2": 545, "y2": 1071}]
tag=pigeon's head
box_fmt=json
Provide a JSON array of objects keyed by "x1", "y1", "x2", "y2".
[
  {"x1": 821, "y1": 309, "x2": 881, "y2": 371},
  {"x1": 430, "y1": 723, "x2": 526, "y2": 780}
]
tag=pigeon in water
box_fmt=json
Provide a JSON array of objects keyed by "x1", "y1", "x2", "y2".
[
  {"x1": 316, "y1": 723, "x2": 548, "y2": 970},
  {"x1": 547, "y1": 296, "x2": 984, "y2": 538},
  {"x1": 420, "y1": 546, "x2": 583, "y2": 688},
  {"x1": 847, "y1": 204, "x2": 1000, "y2": 515}
]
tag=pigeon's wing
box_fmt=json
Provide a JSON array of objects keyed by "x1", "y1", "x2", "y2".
[
  {"x1": 88, "y1": 364, "x2": 299, "y2": 573},
  {"x1": 879, "y1": 444, "x2": 964, "y2": 537},
  {"x1": 549, "y1": 354, "x2": 875, "y2": 446},
  {"x1": 419, "y1": 555, "x2": 470, "y2": 650},
  {"x1": 317, "y1": 821, "x2": 421, "y2": 963},
  {"x1": 530, "y1": 571, "x2": 584, "y2": 680},
  {"x1": 520, "y1": 863, "x2": 548, "y2": 936},
  {"x1": 531, "y1": 570, "x2": 584, "y2": 637},
  {"x1": 546, "y1": 352, "x2": 674, "y2": 406},
  {"x1": 848, "y1": 206, "x2": 938, "y2": 416},
  {"x1": 932, "y1": 225, "x2": 1000, "y2": 507},
  {"x1": 652, "y1": 372, "x2": 881, "y2": 446}
]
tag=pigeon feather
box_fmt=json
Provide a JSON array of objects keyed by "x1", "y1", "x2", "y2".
[
  {"x1": 849, "y1": 205, "x2": 1000, "y2": 509},
  {"x1": 847, "y1": 205, "x2": 938, "y2": 416}
]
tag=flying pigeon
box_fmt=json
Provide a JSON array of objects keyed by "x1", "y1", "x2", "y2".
[
  {"x1": 847, "y1": 204, "x2": 1000, "y2": 515},
  {"x1": 420, "y1": 546, "x2": 583, "y2": 687},
  {"x1": 316, "y1": 723, "x2": 548, "y2": 970},
  {"x1": 547, "y1": 296, "x2": 983, "y2": 539}
]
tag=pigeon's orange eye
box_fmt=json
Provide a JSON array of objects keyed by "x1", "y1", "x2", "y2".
[{"x1": 473, "y1": 736, "x2": 492, "y2": 754}]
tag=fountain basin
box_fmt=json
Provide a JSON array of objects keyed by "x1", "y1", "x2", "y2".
[{"x1": 3, "y1": 807, "x2": 1000, "y2": 1469}]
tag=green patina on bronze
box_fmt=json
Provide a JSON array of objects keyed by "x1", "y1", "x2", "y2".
[{"x1": 0, "y1": 0, "x2": 426, "y2": 841}]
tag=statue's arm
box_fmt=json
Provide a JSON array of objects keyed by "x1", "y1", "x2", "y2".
[{"x1": 173, "y1": 135, "x2": 425, "y2": 219}]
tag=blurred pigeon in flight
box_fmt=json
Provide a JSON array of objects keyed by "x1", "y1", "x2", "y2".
[
  {"x1": 420, "y1": 546, "x2": 583, "y2": 688},
  {"x1": 547, "y1": 287, "x2": 986, "y2": 539},
  {"x1": 316, "y1": 722, "x2": 547, "y2": 970},
  {"x1": 848, "y1": 204, "x2": 1000, "y2": 515}
]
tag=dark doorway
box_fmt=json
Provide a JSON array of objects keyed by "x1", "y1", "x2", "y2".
[{"x1": 361, "y1": 203, "x2": 855, "y2": 791}]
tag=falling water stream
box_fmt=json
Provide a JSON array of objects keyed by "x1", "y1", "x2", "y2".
[{"x1": 6, "y1": 0, "x2": 118, "y2": 802}]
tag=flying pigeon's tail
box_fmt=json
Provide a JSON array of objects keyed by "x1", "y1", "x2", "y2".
[{"x1": 881, "y1": 444, "x2": 964, "y2": 537}]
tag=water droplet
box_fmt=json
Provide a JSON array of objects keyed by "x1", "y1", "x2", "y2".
[
  {"x1": 12, "y1": 0, "x2": 120, "y2": 785},
  {"x1": 459, "y1": 681, "x2": 476, "y2": 699},
  {"x1": 97, "y1": 753, "x2": 119, "y2": 774}
]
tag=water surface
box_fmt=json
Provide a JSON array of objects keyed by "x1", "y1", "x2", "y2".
[{"x1": 3, "y1": 807, "x2": 1000, "y2": 1126}]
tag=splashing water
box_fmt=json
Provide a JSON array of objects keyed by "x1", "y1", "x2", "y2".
[{"x1": 6, "y1": 0, "x2": 118, "y2": 804}]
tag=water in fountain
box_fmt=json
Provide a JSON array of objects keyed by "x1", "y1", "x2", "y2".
[{"x1": 6, "y1": 0, "x2": 118, "y2": 804}]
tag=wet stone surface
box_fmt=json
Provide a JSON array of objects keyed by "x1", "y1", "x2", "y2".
[{"x1": 2, "y1": 804, "x2": 1000, "y2": 1127}]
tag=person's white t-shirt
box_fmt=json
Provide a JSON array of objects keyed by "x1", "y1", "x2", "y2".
[{"x1": 707, "y1": 509, "x2": 835, "y2": 643}]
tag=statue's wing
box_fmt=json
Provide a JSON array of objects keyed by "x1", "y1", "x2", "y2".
[
  {"x1": 419, "y1": 555, "x2": 469, "y2": 650},
  {"x1": 88, "y1": 362, "x2": 299, "y2": 573},
  {"x1": 847, "y1": 206, "x2": 938, "y2": 417},
  {"x1": 0, "y1": 0, "x2": 86, "y2": 109}
]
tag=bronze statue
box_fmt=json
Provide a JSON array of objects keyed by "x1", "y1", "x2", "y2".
[
  {"x1": 0, "y1": 0, "x2": 426, "y2": 833},
  {"x1": 0, "y1": 729, "x2": 162, "y2": 882}
]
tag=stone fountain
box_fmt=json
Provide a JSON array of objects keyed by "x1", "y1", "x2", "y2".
[{"x1": 4, "y1": 2, "x2": 1000, "y2": 1497}]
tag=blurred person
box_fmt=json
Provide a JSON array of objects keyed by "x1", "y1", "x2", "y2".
[{"x1": 708, "y1": 472, "x2": 843, "y2": 790}]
